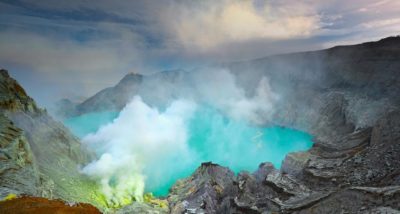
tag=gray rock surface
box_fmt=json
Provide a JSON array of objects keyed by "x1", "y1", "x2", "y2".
[{"x1": 0, "y1": 114, "x2": 40, "y2": 198}]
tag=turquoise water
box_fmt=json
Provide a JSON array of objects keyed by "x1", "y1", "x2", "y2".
[
  {"x1": 64, "y1": 107, "x2": 313, "y2": 196},
  {"x1": 188, "y1": 107, "x2": 312, "y2": 171},
  {"x1": 64, "y1": 111, "x2": 119, "y2": 138}
]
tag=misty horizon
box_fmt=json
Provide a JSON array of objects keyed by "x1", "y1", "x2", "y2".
[{"x1": 1, "y1": 0, "x2": 400, "y2": 109}]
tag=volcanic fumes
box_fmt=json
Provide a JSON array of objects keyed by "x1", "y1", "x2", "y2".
[{"x1": 64, "y1": 68, "x2": 313, "y2": 207}]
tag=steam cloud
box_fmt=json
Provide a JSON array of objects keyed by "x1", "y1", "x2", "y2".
[
  {"x1": 190, "y1": 68, "x2": 278, "y2": 124},
  {"x1": 80, "y1": 68, "x2": 279, "y2": 206}
]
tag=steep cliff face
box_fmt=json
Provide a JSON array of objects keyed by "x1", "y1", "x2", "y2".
[{"x1": 0, "y1": 69, "x2": 104, "y2": 208}]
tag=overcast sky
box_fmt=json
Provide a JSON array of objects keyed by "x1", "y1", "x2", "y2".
[{"x1": 0, "y1": 0, "x2": 399, "y2": 108}]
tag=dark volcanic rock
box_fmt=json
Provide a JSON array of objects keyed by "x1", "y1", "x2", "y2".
[
  {"x1": 168, "y1": 162, "x2": 238, "y2": 214},
  {"x1": 173, "y1": 114, "x2": 400, "y2": 212}
]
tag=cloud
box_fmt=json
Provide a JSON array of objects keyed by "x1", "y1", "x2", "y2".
[
  {"x1": 361, "y1": 18, "x2": 400, "y2": 29},
  {"x1": 190, "y1": 68, "x2": 278, "y2": 124},
  {"x1": 0, "y1": 0, "x2": 400, "y2": 108},
  {"x1": 0, "y1": 21, "x2": 146, "y2": 103},
  {"x1": 0, "y1": 31, "x2": 136, "y2": 75},
  {"x1": 160, "y1": 0, "x2": 320, "y2": 50}
]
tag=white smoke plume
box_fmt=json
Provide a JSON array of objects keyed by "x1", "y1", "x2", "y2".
[
  {"x1": 190, "y1": 68, "x2": 278, "y2": 124},
  {"x1": 81, "y1": 96, "x2": 197, "y2": 207},
  {"x1": 80, "y1": 68, "x2": 278, "y2": 206}
]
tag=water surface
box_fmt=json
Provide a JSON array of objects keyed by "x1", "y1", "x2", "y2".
[{"x1": 64, "y1": 108, "x2": 313, "y2": 196}]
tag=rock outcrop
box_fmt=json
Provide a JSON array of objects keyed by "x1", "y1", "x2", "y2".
[{"x1": 168, "y1": 162, "x2": 238, "y2": 214}]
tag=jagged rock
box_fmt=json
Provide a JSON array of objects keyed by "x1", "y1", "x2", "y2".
[
  {"x1": 234, "y1": 170, "x2": 282, "y2": 213},
  {"x1": 167, "y1": 162, "x2": 237, "y2": 214},
  {"x1": 253, "y1": 162, "x2": 276, "y2": 182},
  {"x1": 265, "y1": 169, "x2": 311, "y2": 197}
]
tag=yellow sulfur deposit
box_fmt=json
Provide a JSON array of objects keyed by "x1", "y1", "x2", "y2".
[{"x1": 1, "y1": 193, "x2": 17, "y2": 201}]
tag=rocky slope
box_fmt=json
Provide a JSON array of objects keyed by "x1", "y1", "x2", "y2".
[
  {"x1": 228, "y1": 36, "x2": 400, "y2": 142},
  {"x1": 0, "y1": 69, "x2": 106, "y2": 209}
]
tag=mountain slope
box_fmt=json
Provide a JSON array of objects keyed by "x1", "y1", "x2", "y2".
[
  {"x1": 65, "y1": 69, "x2": 189, "y2": 117},
  {"x1": 0, "y1": 69, "x2": 105, "y2": 209}
]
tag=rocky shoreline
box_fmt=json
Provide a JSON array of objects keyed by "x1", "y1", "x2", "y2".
[{"x1": 164, "y1": 110, "x2": 400, "y2": 213}]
